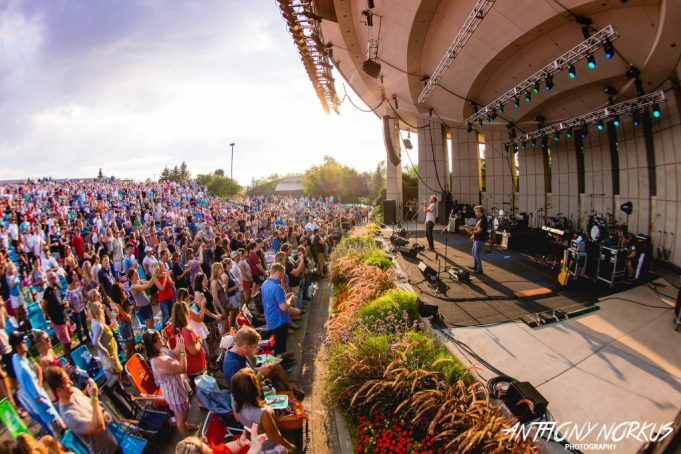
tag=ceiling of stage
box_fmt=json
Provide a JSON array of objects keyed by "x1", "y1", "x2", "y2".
[{"x1": 314, "y1": 0, "x2": 681, "y2": 131}]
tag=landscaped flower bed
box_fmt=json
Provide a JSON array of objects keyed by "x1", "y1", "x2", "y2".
[{"x1": 325, "y1": 230, "x2": 537, "y2": 454}]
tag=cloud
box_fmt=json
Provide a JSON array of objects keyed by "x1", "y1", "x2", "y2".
[{"x1": 0, "y1": 0, "x2": 386, "y2": 183}]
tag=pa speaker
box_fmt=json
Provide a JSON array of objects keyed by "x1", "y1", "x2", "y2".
[
  {"x1": 418, "y1": 261, "x2": 437, "y2": 280},
  {"x1": 390, "y1": 234, "x2": 408, "y2": 246},
  {"x1": 397, "y1": 246, "x2": 417, "y2": 258},
  {"x1": 504, "y1": 381, "x2": 548, "y2": 423},
  {"x1": 383, "y1": 199, "x2": 397, "y2": 225}
]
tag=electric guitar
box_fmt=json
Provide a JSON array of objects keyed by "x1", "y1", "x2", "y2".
[{"x1": 558, "y1": 256, "x2": 575, "y2": 287}]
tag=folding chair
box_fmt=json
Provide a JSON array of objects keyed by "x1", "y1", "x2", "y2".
[
  {"x1": 201, "y1": 412, "x2": 249, "y2": 454},
  {"x1": 71, "y1": 344, "x2": 106, "y2": 386},
  {"x1": 124, "y1": 353, "x2": 167, "y2": 409}
]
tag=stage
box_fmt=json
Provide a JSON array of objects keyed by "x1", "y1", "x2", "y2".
[{"x1": 384, "y1": 222, "x2": 652, "y2": 327}]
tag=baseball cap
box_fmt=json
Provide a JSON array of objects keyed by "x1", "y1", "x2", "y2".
[
  {"x1": 144, "y1": 246, "x2": 152, "y2": 252},
  {"x1": 9, "y1": 332, "x2": 26, "y2": 348},
  {"x1": 230, "y1": 251, "x2": 240, "y2": 259}
]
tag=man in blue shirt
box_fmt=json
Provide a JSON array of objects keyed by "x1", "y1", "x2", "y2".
[{"x1": 261, "y1": 264, "x2": 295, "y2": 366}]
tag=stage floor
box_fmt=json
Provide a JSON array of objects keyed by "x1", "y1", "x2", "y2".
[{"x1": 385, "y1": 223, "x2": 651, "y2": 327}]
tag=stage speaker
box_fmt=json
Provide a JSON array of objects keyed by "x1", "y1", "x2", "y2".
[
  {"x1": 418, "y1": 261, "x2": 437, "y2": 280},
  {"x1": 418, "y1": 301, "x2": 440, "y2": 318},
  {"x1": 397, "y1": 246, "x2": 417, "y2": 258},
  {"x1": 504, "y1": 381, "x2": 548, "y2": 423},
  {"x1": 390, "y1": 234, "x2": 408, "y2": 246},
  {"x1": 383, "y1": 199, "x2": 397, "y2": 225}
]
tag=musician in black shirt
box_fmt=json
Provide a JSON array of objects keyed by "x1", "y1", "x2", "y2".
[{"x1": 465, "y1": 206, "x2": 487, "y2": 274}]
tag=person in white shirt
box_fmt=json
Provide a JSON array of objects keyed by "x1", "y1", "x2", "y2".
[
  {"x1": 424, "y1": 195, "x2": 437, "y2": 251},
  {"x1": 40, "y1": 248, "x2": 60, "y2": 273}
]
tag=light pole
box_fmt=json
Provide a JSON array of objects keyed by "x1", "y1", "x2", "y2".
[{"x1": 229, "y1": 143, "x2": 235, "y2": 180}]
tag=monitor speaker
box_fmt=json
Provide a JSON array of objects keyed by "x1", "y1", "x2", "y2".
[
  {"x1": 418, "y1": 261, "x2": 437, "y2": 280},
  {"x1": 397, "y1": 246, "x2": 417, "y2": 258},
  {"x1": 504, "y1": 381, "x2": 548, "y2": 423}
]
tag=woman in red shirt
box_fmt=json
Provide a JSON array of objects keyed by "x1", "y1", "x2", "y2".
[
  {"x1": 155, "y1": 263, "x2": 176, "y2": 326},
  {"x1": 170, "y1": 301, "x2": 206, "y2": 390}
]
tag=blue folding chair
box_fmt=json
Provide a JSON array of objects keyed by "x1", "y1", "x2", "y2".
[
  {"x1": 60, "y1": 430, "x2": 89, "y2": 454},
  {"x1": 71, "y1": 344, "x2": 106, "y2": 386},
  {"x1": 109, "y1": 422, "x2": 148, "y2": 454},
  {"x1": 26, "y1": 303, "x2": 55, "y2": 337}
]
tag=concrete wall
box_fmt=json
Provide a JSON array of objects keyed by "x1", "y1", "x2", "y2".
[
  {"x1": 450, "y1": 127, "x2": 481, "y2": 207},
  {"x1": 480, "y1": 128, "x2": 515, "y2": 214},
  {"x1": 417, "y1": 118, "x2": 450, "y2": 221},
  {"x1": 651, "y1": 81, "x2": 681, "y2": 267},
  {"x1": 385, "y1": 115, "x2": 403, "y2": 217},
  {"x1": 518, "y1": 142, "x2": 548, "y2": 222}
]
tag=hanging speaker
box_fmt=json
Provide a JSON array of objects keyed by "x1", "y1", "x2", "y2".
[
  {"x1": 383, "y1": 115, "x2": 401, "y2": 166},
  {"x1": 620, "y1": 201, "x2": 633, "y2": 215}
]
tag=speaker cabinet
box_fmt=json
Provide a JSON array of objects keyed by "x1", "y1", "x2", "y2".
[{"x1": 383, "y1": 199, "x2": 397, "y2": 225}]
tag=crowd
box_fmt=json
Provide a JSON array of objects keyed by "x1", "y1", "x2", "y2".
[{"x1": 0, "y1": 177, "x2": 362, "y2": 453}]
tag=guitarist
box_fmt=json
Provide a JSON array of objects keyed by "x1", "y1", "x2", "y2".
[{"x1": 465, "y1": 206, "x2": 487, "y2": 275}]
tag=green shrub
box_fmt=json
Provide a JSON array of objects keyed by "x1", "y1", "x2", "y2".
[
  {"x1": 363, "y1": 250, "x2": 392, "y2": 270},
  {"x1": 329, "y1": 235, "x2": 378, "y2": 264},
  {"x1": 358, "y1": 289, "x2": 420, "y2": 327}
]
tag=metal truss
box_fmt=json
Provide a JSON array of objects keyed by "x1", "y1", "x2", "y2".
[
  {"x1": 466, "y1": 25, "x2": 619, "y2": 125},
  {"x1": 277, "y1": 0, "x2": 340, "y2": 114},
  {"x1": 418, "y1": 0, "x2": 497, "y2": 104},
  {"x1": 502, "y1": 91, "x2": 666, "y2": 149}
]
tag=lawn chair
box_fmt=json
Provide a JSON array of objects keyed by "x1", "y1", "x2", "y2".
[
  {"x1": 201, "y1": 412, "x2": 249, "y2": 454},
  {"x1": 26, "y1": 303, "x2": 55, "y2": 337},
  {"x1": 124, "y1": 353, "x2": 167, "y2": 409},
  {"x1": 134, "y1": 310, "x2": 163, "y2": 332},
  {"x1": 71, "y1": 344, "x2": 106, "y2": 386}
]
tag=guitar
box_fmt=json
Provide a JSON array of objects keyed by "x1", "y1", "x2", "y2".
[{"x1": 558, "y1": 256, "x2": 575, "y2": 286}]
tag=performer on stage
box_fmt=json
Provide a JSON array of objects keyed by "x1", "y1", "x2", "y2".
[
  {"x1": 465, "y1": 206, "x2": 487, "y2": 274},
  {"x1": 423, "y1": 196, "x2": 437, "y2": 251}
]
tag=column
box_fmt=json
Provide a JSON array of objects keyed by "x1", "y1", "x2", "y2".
[
  {"x1": 450, "y1": 127, "x2": 481, "y2": 207},
  {"x1": 385, "y1": 111, "x2": 403, "y2": 218},
  {"x1": 417, "y1": 117, "x2": 450, "y2": 222}
]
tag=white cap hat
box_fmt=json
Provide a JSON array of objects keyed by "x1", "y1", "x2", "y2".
[
  {"x1": 144, "y1": 246, "x2": 152, "y2": 253},
  {"x1": 220, "y1": 334, "x2": 235, "y2": 350}
]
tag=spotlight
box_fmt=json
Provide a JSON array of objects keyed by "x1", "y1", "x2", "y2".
[
  {"x1": 613, "y1": 114, "x2": 621, "y2": 127},
  {"x1": 533, "y1": 81, "x2": 541, "y2": 94},
  {"x1": 554, "y1": 131, "x2": 560, "y2": 142},
  {"x1": 581, "y1": 123, "x2": 589, "y2": 137},
  {"x1": 522, "y1": 141, "x2": 527, "y2": 150},
  {"x1": 545, "y1": 74, "x2": 554, "y2": 91},
  {"x1": 467, "y1": 122, "x2": 473, "y2": 133},
  {"x1": 525, "y1": 90, "x2": 532, "y2": 102},
  {"x1": 566, "y1": 128, "x2": 573, "y2": 139},
  {"x1": 361, "y1": 59, "x2": 381, "y2": 78},
  {"x1": 531, "y1": 138, "x2": 537, "y2": 147},
  {"x1": 541, "y1": 136, "x2": 548, "y2": 148},
  {"x1": 392, "y1": 95, "x2": 399, "y2": 110},
  {"x1": 597, "y1": 120, "x2": 604, "y2": 131},
  {"x1": 490, "y1": 111, "x2": 497, "y2": 121},
  {"x1": 587, "y1": 54, "x2": 596, "y2": 69},
  {"x1": 504, "y1": 146, "x2": 510, "y2": 156},
  {"x1": 497, "y1": 104, "x2": 504, "y2": 114},
  {"x1": 478, "y1": 119, "x2": 483, "y2": 127},
  {"x1": 603, "y1": 38, "x2": 614, "y2": 59},
  {"x1": 513, "y1": 97, "x2": 520, "y2": 108},
  {"x1": 653, "y1": 101, "x2": 661, "y2": 118},
  {"x1": 568, "y1": 64, "x2": 576, "y2": 79},
  {"x1": 514, "y1": 145, "x2": 519, "y2": 154},
  {"x1": 633, "y1": 109, "x2": 641, "y2": 126},
  {"x1": 486, "y1": 112, "x2": 492, "y2": 123}
]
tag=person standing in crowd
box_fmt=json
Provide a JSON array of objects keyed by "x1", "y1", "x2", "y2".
[
  {"x1": 0, "y1": 298, "x2": 27, "y2": 418},
  {"x1": 143, "y1": 330, "x2": 198, "y2": 437},
  {"x1": 89, "y1": 300, "x2": 128, "y2": 385},
  {"x1": 261, "y1": 264, "x2": 295, "y2": 368},
  {"x1": 312, "y1": 228, "x2": 326, "y2": 278},
  {"x1": 248, "y1": 242, "x2": 266, "y2": 295},
  {"x1": 155, "y1": 262, "x2": 176, "y2": 326},
  {"x1": 65, "y1": 269, "x2": 91, "y2": 346},
  {"x1": 127, "y1": 268, "x2": 156, "y2": 330},
  {"x1": 423, "y1": 195, "x2": 437, "y2": 251},
  {"x1": 10, "y1": 332, "x2": 64, "y2": 435},
  {"x1": 169, "y1": 300, "x2": 206, "y2": 388},
  {"x1": 42, "y1": 271, "x2": 73, "y2": 364},
  {"x1": 44, "y1": 367, "x2": 120, "y2": 454},
  {"x1": 6, "y1": 262, "x2": 31, "y2": 331},
  {"x1": 465, "y1": 205, "x2": 487, "y2": 275},
  {"x1": 111, "y1": 283, "x2": 135, "y2": 364}
]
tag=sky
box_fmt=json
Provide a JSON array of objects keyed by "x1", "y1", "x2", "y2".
[{"x1": 0, "y1": 0, "x2": 386, "y2": 185}]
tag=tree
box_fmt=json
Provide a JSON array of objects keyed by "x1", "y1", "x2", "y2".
[
  {"x1": 179, "y1": 162, "x2": 191, "y2": 182},
  {"x1": 97, "y1": 168, "x2": 103, "y2": 179},
  {"x1": 197, "y1": 171, "x2": 242, "y2": 197},
  {"x1": 159, "y1": 166, "x2": 171, "y2": 182},
  {"x1": 370, "y1": 161, "x2": 386, "y2": 200},
  {"x1": 215, "y1": 168, "x2": 225, "y2": 177}
]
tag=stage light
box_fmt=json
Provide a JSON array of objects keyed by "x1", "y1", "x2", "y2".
[
  {"x1": 581, "y1": 123, "x2": 589, "y2": 137},
  {"x1": 467, "y1": 122, "x2": 473, "y2": 133},
  {"x1": 504, "y1": 146, "x2": 509, "y2": 156},
  {"x1": 541, "y1": 136, "x2": 548, "y2": 148},
  {"x1": 522, "y1": 141, "x2": 527, "y2": 150},
  {"x1": 566, "y1": 128, "x2": 573, "y2": 139},
  {"x1": 478, "y1": 119, "x2": 483, "y2": 127},
  {"x1": 554, "y1": 131, "x2": 560, "y2": 141},
  {"x1": 525, "y1": 91, "x2": 532, "y2": 102},
  {"x1": 633, "y1": 109, "x2": 641, "y2": 126},
  {"x1": 486, "y1": 112, "x2": 492, "y2": 123},
  {"x1": 490, "y1": 111, "x2": 497, "y2": 121},
  {"x1": 497, "y1": 104, "x2": 504, "y2": 114},
  {"x1": 568, "y1": 64, "x2": 576, "y2": 79},
  {"x1": 513, "y1": 97, "x2": 520, "y2": 108},
  {"x1": 545, "y1": 74, "x2": 554, "y2": 91},
  {"x1": 533, "y1": 81, "x2": 541, "y2": 94},
  {"x1": 613, "y1": 114, "x2": 621, "y2": 127},
  {"x1": 653, "y1": 101, "x2": 661, "y2": 118},
  {"x1": 587, "y1": 54, "x2": 596, "y2": 69},
  {"x1": 597, "y1": 119, "x2": 604, "y2": 131},
  {"x1": 603, "y1": 38, "x2": 614, "y2": 59},
  {"x1": 531, "y1": 138, "x2": 536, "y2": 147}
]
